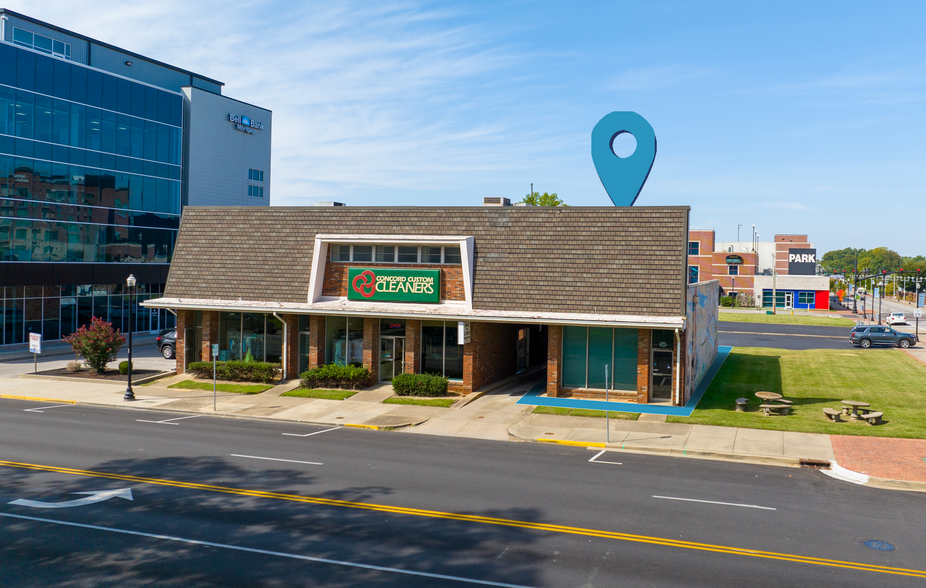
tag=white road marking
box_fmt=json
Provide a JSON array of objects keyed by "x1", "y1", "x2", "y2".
[
  {"x1": 24, "y1": 404, "x2": 73, "y2": 413},
  {"x1": 282, "y1": 427, "x2": 340, "y2": 438},
  {"x1": 137, "y1": 415, "x2": 203, "y2": 425},
  {"x1": 0, "y1": 512, "x2": 534, "y2": 587},
  {"x1": 230, "y1": 454, "x2": 323, "y2": 466},
  {"x1": 9, "y1": 488, "x2": 133, "y2": 509},
  {"x1": 652, "y1": 495, "x2": 776, "y2": 510},
  {"x1": 588, "y1": 449, "x2": 622, "y2": 465}
]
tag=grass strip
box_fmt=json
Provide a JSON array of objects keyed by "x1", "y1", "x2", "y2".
[
  {"x1": 282, "y1": 388, "x2": 358, "y2": 400},
  {"x1": 167, "y1": 380, "x2": 272, "y2": 394},
  {"x1": 384, "y1": 397, "x2": 457, "y2": 408},
  {"x1": 532, "y1": 406, "x2": 639, "y2": 420},
  {"x1": 719, "y1": 312, "x2": 855, "y2": 327},
  {"x1": 667, "y1": 347, "x2": 926, "y2": 438}
]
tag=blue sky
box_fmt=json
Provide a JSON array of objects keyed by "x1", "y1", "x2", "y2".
[{"x1": 14, "y1": 1, "x2": 926, "y2": 255}]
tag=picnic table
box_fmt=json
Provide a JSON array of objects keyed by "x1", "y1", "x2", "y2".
[
  {"x1": 755, "y1": 391, "x2": 783, "y2": 401},
  {"x1": 841, "y1": 400, "x2": 871, "y2": 420}
]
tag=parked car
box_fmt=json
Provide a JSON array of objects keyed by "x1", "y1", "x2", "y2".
[
  {"x1": 849, "y1": 325, "x2": 917, "y2": 349},
  {"x1": 157, "y1": 329, "x2": 176, "y2": 359},
  {"x1": 886, "y1": 312, "x2": 907, "y2": 325}
]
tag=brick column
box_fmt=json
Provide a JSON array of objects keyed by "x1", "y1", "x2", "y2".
[
  {"x1": 363, "y1": 317, "x2": 380, "y2": 384},
  {"x1": 175, "y1": 310, "x2": 194, "y2": 374},
  {"x1": 282, "y1": 314, "x2": 299, "y2": 380},
  {"x1": 308, "y1": 315, "x2": 325, "y2": 369},
  {"x1": 674, "y1": 329, "x2": 686, "y2": 406},
  {"x1": 636, "y1": 329, "x2": 651, "y2": 403},
  {"x1": 404, "y1": 319, "x2": 421, "y2": 374},
  {"x1": 201, "y1": 311, "x2": 219, "y2": 364},
  {"x1": 546, "y1": 325, "x2": 562, "y2": 397}
]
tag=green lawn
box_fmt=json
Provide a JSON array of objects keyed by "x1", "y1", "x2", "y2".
[
  {"x1": 532, "y1": 406, "x2": 639, "y2": 420},
  {"x1": 282, "y1": 388, "x2": 358, "y2": 400},
  {"x1": 384, "y1": 397, "x2": 457, "y2": 408},
  {"x1": 719, "y1": 311, "x2": 855, "y2": 327},
  {"x1": 667, "y1": 347, "x2": 926, "y2": 437},
  {"x1": 168, "y1": 380, "x2": 273, "y2": 394}
]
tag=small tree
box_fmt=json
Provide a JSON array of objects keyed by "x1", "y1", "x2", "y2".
[
  {"x1": 519, "y1": 191, "x2": 567, "y2": 206},
  {"x1": 64, "y1": 317, "x2": 126, "y2": 374}
]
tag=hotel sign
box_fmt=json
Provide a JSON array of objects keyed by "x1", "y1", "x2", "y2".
[{"x1": 347, "y1": 268, "x2": 440, "y2": 303}]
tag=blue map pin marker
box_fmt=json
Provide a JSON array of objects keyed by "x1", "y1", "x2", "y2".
[{"x1": 591, "y1": 111, "x2": 657, "y2": 207}]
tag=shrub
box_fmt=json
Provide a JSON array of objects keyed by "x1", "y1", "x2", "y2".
[
  {"x1": 300, "y1": 364, "x2": 370, "y2": 389},
  {"x1": 66, "y1": 360, "x2": 83, "y2": 373},
  {"x1": 64, "y1": 317, "x2": 126, "y2": 374},
  {"x1": 720, "y1": 296, "x2": 734, "y2": 307},
  {"x1": 118, "y1": 360, "x2": 131, "y2": 375},
  {"x1": 392, "y1": 373, "x2": 449, "y2": 397},
  {"x1": 186, "y1": 360, "x2": 281, "y2": 383}
]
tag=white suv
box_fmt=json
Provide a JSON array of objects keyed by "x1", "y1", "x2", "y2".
[{"x1": 886, "y1": 312, "x2": 907, "y2": 325}]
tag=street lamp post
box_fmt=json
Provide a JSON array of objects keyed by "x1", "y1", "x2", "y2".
[
  {"x1": 124, "y1": 274, "x2": 136, "y2": 401},
  {"x1": 877, "y1": 277, "x2": 884, "y2": 325}
]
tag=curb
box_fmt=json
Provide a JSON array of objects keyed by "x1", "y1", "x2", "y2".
[
  {"x1": 538, "y1": 438, "x2": 606, "y2": 448},
  {"x1": 0, "y1": 395, "x2": 76, "y2": 404},
  {"x1": 19, "y1": 371, "x2": 175, "y2": 386},
  {"x1": 344, "y1": 423, "x2": 380, "y2": 430},
  {"x1": 821, "y1": 461, "x2": 926, "y2": 493}
]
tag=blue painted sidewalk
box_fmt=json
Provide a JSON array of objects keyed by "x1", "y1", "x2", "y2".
[{"x1": 516, "y1": 346, "x2": 732, "y2": 417}]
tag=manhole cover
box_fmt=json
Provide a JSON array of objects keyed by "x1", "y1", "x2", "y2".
[{"x1": 864, "y1": 540, "x2": 894, "y2": 551}]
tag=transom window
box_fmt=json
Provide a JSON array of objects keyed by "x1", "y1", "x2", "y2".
[
  {"x1": 330, "y1": 244, "x2": 461, "y2": 264},
  {"x1": 12, "y1": 27, "x2": 71, "y2": 60}
]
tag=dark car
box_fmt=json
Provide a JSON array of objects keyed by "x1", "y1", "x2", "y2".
[
  {"x1": 157, "y1": 329, "x2": 176, "y2": 359},
  {"x1": 849, "y1": 325, "x2": 918, "y2": 349}
]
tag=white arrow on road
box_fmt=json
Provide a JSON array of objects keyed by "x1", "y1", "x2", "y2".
[{"x1": 9, "y1": 488, "x2": 133, "y2": 509}]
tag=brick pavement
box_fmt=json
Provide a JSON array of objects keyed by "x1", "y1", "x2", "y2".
[{"x1": 831, "y1": 435, "x2": 926, "y2": 483}]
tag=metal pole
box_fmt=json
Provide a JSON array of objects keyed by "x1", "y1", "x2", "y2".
[
  {"x1": 605, "y1": 364, "x2": 610, "y2": 444},
  {"x1": 124, "y1": 283, "x2": 135, "y2": 401},
  {"x1": 213, "y1": 347, "x2": 217, "y2": 411}
]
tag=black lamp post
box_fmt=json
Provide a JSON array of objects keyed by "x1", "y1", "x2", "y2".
[{"x1": 124, "y1": 274, "x2": 136, "y2": 401}]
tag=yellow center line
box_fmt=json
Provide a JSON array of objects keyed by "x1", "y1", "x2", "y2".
[{"x1": 2, "y1": 459, "x2": 923, "y2": 578}]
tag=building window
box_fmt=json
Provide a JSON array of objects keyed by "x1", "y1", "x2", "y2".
[
  {"x1": 561, "y1": 326, "x2": 637, "y2": 391},
  {"x1": 248, "y1": 168, "x2": 264, "y2": 182},
  {"x1": 218, "y1": 312, "x2": 283, "y2": 362},
  {"x1": 728, "y1": 265, "x2": 739, "y2": 275},
  {"x1": 397, "y1": 246, "x2": 419, "y2": 263},
  {"x1": 421, "y1": 321, "x2": 463, "y2": 379},
  {"x1": 328, "y1": 244, "x2": 463, "y2": 264},
  {"x1": 298, "y1": 316, "x2": 311, "y2": 375},
  {"x1": 688, "y1": 266, "x2": 699, "y2": 284},
  {"x1": 798, "y1": 292, "x2": 815, "y2": 305},
  {"x1": 247, "y1": 185, "x2": 264, "y2": 198},
  {"x1": 326, "y1": 316, "x2": 364, "y2": 366},
  {"x1": 375, "y1": 245, "x2": 395, "y2": 262},
  {"x1": 688, "y1": 241, "x2": 700, "y2": 256},
  {"x1": 12, "y1": 27, "x2": 71, "y2": 60}
]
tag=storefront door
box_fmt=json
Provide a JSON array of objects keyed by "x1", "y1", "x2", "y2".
[
  {"x1": 380, "y1": 337, "x2": 405, "y2": 381},
  {"x1": 651, "y1": 350, "x2": 673, "y2": 401},
  {"x1": 784, "y1": 292, "x2": 793, "y2": 309}
]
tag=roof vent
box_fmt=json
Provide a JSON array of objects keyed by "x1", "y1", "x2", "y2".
[
  {"x1": 312, "y1": 201, "x2": 345, "y2": 206},
  {"x1": 483, "y1": 197, "x2": 511, "y2": 207}
]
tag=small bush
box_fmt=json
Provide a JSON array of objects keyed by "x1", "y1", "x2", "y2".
[
  {"x1": 64, "y1": 317, "x2": 125, "y2": 374},
  {"x1": 66, "y1": 360, "x2": 83, "y2": 373},
  {"x1": 186, "y1": 360, "x2": 281, "y2": 383},
  {"x1": 300, "y1": 364, "x2": 370, "y2": 389},
  {"x1": 392, "y1": 373, "x2": 449, "y2": 397},
  {"x1": 118, "y1": 360, "x2": 131, "y2": 375},
  {"x1": 720, "y1": 296, "x2": 734, "y2": 307}
]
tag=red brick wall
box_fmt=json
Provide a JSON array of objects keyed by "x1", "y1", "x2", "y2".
[
  {"x1": 201, "y1": 311, "x2": 218, "y2": 365},
  {"x1": 322, "y1": 262, "x2": 465, "y2": 301},
  {"x1": 404, "y1": 319, "x2": 421, "y2": 374},
  {"x1": 774, "y1": 234, "x2": 810, "y2": 275},
  {"x1": 546, "y1": 325, "x2": 562, "y2": 397},
  {"x1": 688, "y1": 230, "x2": 715, "y2": 283},
  {"x1": 636, "y1": 328, "x2": 651, "y2": 403},
  {"x1": 465, "y1": 322, "x2": 520, "y2": 393},
  {"x1": 175, "y1": 310, "x2": 194, "y2": 374},
  {"x1": 363, "y1": 317, "x2": 379, "y2": 384},
  {"x1": 282, "y1": 315, "x2": 299, "y2": 380},
  {"x1": 308, "y1": 315, "x2": 325, "y2": 369}
]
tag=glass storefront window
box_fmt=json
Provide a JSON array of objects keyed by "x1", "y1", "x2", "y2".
[
  {"x1": 380, "y1": 318, "x2": 405, "y2": 337},
  {"x1": 219, "y1": 312, "x2": 241, "y2": 361},
  {"x1": 325, "y1": 316, "x2": 364, "y2": 366},
  {"x1": 562, "y1": 327, "x2": 639, "y2": 391},
  {"x1": 421, "y1": 320, "x2": 463, "y2": 379}
]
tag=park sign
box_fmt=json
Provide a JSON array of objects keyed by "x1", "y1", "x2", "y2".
[
  {"x1": 788, "y1": 248, "x2": 817, "y2": 276},
  {"x1": 348, "y1": 268, "x2": 441, "y2": 303}
]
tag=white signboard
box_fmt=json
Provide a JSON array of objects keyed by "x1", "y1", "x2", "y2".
[
  {"x1": 212, "y1": 344, "x2": 219, "y2": 358},
  {"x1": 458, "y1": 321, "x2": 471, "y2": 345},
  {"x1": 29, "y1": 333, "x2": 42, "y2": 354},
  {"x1": 915, "y1": 310, "x2": 922, "y2": 318}
]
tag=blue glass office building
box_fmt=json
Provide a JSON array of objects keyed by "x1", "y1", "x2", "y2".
[{"x1": 0, "y1": 10, "x2": 272, "y2": 345}]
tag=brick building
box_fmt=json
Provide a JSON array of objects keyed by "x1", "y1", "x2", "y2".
[{"x1": 144, "y1": 204, "x2": 718, "y2": 406}]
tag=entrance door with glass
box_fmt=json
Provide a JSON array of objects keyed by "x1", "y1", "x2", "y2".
[
  {"x1": 380, "y1": 337, "x2": 405, "y2": 381},
  {"x1": 784, "y1": 292, "x2": 793, "y2": 309},
  {"x1": 651, "y1": 350, "x2": 673, "y2": 401}
]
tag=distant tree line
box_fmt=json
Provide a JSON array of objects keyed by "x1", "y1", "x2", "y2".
[{"x1": 821, "y1": 247, "x2": 926, "y2": 274}]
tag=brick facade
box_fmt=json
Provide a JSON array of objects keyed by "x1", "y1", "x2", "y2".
[
  {"x1": 322, "y1": 262, "x2": 465, "y2": 302},
  {"x1": 308, "y1": 315, "x2": 325, "y2": 369},
  {"x1": 636, "y1": 328, "x2": 651, "y2": 403},
  {"x1": 463, "y1": 322, "x2": 520, "y2": 393},
  {"x1": 201, "y1": 310, "x2": 218, "y2": 365},
  {"x1": 546, "y1": 325, "x2": 562, "y2": 398},
  {"x1": 774, "y1": 234, "x2": 811, "y2": 276},
  {"x1": 362, "y1": 317, "x2": 380, "y2": 384},
  {"x1": 174, "y1": 309, "x2": 194, "y2": 374},
  {"x1": 282, "y1": 314, "x2": 299, "y2": 380},
  {"x1": 404, "y1": 319, "x2": 421, "y2": 375}
]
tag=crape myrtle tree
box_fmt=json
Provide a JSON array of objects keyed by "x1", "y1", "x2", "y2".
[{"x1": 64, "y1": 317, "x2": 126, "y2": 374}]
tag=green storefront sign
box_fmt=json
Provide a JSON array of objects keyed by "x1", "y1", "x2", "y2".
[{"x1": 347, "y1": 268, "x2": 441, "y2": 303}]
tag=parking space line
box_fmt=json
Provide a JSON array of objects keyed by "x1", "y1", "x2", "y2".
[
  {"x1": 0, "y1": 512, "x2": 532, "y2": 588},
  {"x1": 230, "y1": 454, "x2": 323, "y2": 466},
  {"x1": 588, "y1": 449, "x2": 622, "y2": 465},
  {"x1": 137, "y1": 415, "x2": 202, "y2": 426},
  {"x1": 653, "y1": 495, "x2": 776, "y2": 510},
  {"x1": 282, "y1": 427, "x2": 340, "y2": 438},
  {"x1": 24, "y1": 404, "x2": 74, "y2": 413}
]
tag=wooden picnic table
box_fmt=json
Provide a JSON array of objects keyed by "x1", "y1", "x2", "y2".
[
  {"x1": 755, "y1": 391, "x2": 783, "y2": 401},
  {"x1": 841, "y1": 400, "x2": 871, "y2": 420}
]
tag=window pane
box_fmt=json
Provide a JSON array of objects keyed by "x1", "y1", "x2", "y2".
[
  {"x1": 242, "y1": 313, "x2": 265, "y2": 361},
  {"x1": 347, "y1": 316, "x2": 364, "y2": 364},
  {"x1": 421, "y1": 245, "x2": 441, "y2": 264},
  {"x1": 326, "y1": 315, "x2": 347, "y2": 365},
  {"x1": 352, "y1": 245, "x2": 372, "y2": 262},
  {"x1": 421, "y1": 321, "x2": 444, "y2": 376},
  {"x1": 443, "y1": 246, "x2": 461, "y2": 264},
  {"x1": 375, "y1": 245, "x2": 394, "y2": 262},
  {"x1": 688, "y1": 241, "x2": 699, "y2": 256},
  {"x1": 612, "y1": 329, "x2": 637, "y2": 391},
  {"x1": 330, "y1": 244, "x2": 349, "y2": 262},
  {"x1": 444, "y1": 321, "x2": 463, "y2": 379},
  {"x1": 397, "y1": 245, "x2": 418, "y2": 263},
  {"x1": 562, "y1": 326, "x2": 587, "y2": 388},
  {"x1": 587, "y1": 327, "x2": 612, "y2": 389},
  {"x1": 219, "y1": 312, "x2": 241, "y2": 361}
]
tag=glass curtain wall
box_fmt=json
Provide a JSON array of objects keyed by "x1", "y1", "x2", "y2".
[
  {"x1": 421, "y1": 320, "x2": 463, "y2": 379},
  {"x1": 562, "y1": 326, "x2": 638, "y2": 391}
]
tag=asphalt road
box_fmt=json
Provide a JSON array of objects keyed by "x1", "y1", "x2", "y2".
[
  {"x1": 718, "y1": 321, "x2": 851, "y2": 350},
  {"x1": 1, "y1": 400, "x2": 925, "y2": 586}
]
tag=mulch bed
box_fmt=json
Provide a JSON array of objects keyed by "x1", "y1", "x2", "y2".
[{"x1": 33, "y1": 367, "x2": 165, "y2": 382}]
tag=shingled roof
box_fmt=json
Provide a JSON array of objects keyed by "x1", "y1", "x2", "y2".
[{"x1": 164, "y1": 206, "x2": 689, "y2": 318}]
